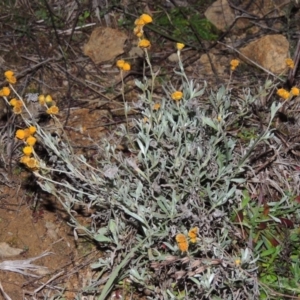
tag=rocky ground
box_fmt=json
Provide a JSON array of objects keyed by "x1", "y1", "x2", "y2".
[{"x1": 0, "y1": 0, "x2": 300, "y2": 299}]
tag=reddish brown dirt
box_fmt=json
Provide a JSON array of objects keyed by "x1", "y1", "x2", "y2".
[{"x1": 0, "y1": 155, "x2": 98, "y2": 299}]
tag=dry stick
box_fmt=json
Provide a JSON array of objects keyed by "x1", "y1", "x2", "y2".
[
  {"x1": 287, "y1": 37, "x2": 300, "y2": 87},
  {"x1": 32, "y1": 271, "x2": 64, "y2": 294},
  {"x1": 0, "y1": 282, "x2": 11, "y2": 300},
  {"x1": 217, "y1": 41, "x2": 285, "y2": 82}
]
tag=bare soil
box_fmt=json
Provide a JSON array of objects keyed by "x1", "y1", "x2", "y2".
[{"x1": 0, "y1": 173, "x2": 97, "y2": 299}]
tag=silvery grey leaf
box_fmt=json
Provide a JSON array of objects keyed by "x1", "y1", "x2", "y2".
[
  {"x1": 151, "y1": 181, "x2": 161, "y2": 193},
  {"x1": 126, "y1": 158, "x2": 138, "y2": 170},
  {"x1": 0, "y1": 252, "x2": 51, "y2": 277},
  {"x1": 104, "y1": 166, "x2": 118, "y2": 179},
  {"x1": 212, "y1": 209, "x2": 226, "y2": 218},
  {"x1": 25, "y1": 93, "x2": 39, "y2": 102},
  {"x1": 149, "y1": 140, "x2": 157, "y2": 148}
]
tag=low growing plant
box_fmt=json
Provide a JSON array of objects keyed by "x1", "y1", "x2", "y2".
[{"x1": 3, "y1": 13, "x2": 300, "y2": 300}]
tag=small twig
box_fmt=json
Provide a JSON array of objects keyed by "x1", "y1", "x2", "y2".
[
  {"x1": 0, "y1": 282, "x2": 12, "y2": 300},
  {"x1": 287, "y1": 37, "x2": 300, "y2": 87},
  {"x1": 57, "y1": 23, "x2": 96, "y2": 35},
  {"x1": 33, "y1": 271, "x2": 64, "y2": 294}
]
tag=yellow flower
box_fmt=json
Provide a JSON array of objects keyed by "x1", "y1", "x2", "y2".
[
  {"x1": 230, "y1": 59, "x2": 239, "y2": 71},
  {"x1": 28, "y1": 126, "x2": 37, "y2": 135},
  {"x1": 23, "y1": 146, "x2": 33, "y2": 156},
  {"x1": 143, "y1": 117, "x2": 149, "y2": 123},
  {"x1": 176, "y1": 43, "x2": 185, "y2": 51},
  {"x1": 10, "y1": 98, "x2": 22, "y2": 107},
  {"x1": 122, "y1": 62, "x2": 131, "y2": 71},
  {"x1": 16, "y1": 129, "x2": 26, "y2": 140},
  {"x1": 46, "y1": 105, "x2": 59, "y2": 115},
  {"x1": 277, "y1": 88, "x2": 286, "y2": 97},
  {"x1": 26, "y1": 136, "x2": 37, "y2": 146},
  {"x1": 116, "y1": 60, "x2": 125, "y2": 69},
  {"x1": 140, "y1": 14, "x2": 152, "y2": 24},
  {"x1": 4, "y1": 70, "x2": 17, "y2": 84},
  {"x1": 176, "y1": 233, "x2": 189, "y2": 253},
  {"x1": 188, "y1": 227, "x2": 199, "y2": 243},
  {"x1": 15, "y1": 100, "x2": 23, "y2": 107},
  {"x1": 20, "y1": 155, "x2": 30, "y2": 164},
  {"x1": 45, "y1": 95, "x2": 53, "y2": 103},
  {"x1": 116, "y1": 60, "x2": 130, "y2": 71},
  {"x1": 138, "y1": 39, "x2": 151, "y2": 49},
  {"x1": 291, "y1": 87, "x2": 299, "y2": 96},
  {"x1": 134, "y1": 18, "x2": 145, "y2": 26},
  {"x1": 38, "y1": 94, "x2": 45, "y2": 105},
  {"x1": 277, "y1": 88, "x2": 290, "y2": 100},
  {"x1": 133, "y1": 26, "x2": 143, "y2": 37},
  {"x1": 234, "y1": 259, "x2": 241, "y2": 267},
  {"x1": 285, "y1": 58, "x2": 294, "y2": 69},
  {"x1": 217, "y1": 115, "x2": 222, "y2": 122},
  {"x1": 171, "y1": 91, "x2": 183, "y2": 101},
  {"x1": 25, "y1": 157, "x2": 39, "y2": 169},
  {"x1": 10, "y1": 98, "x2": 18, "y2": 106},
  {"x1": 0, "y1": 87, "x2": 11, "y2": 97},
  {"x1": 4, "y1": 70, "x2": 14, "y2": 78},
  {"x1": 23, "y1": 128, "x2": 31, "y2": 138},
  {"x1": 13, "y1": 106, "x2": 22, "y2": 114},
  {"x1": 153, "y1": 103, "x2": 161, "y2": 111}
]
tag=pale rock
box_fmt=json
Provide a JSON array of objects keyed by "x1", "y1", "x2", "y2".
[
  {"x1": 199, "y1": 52, "x2": 227, "y2": 75},
  {"x1": 167, "y1": 53, "x2": 179, "y2": 63},
  {"x1": 240, "y1": 34, "x2": 289, "y2": 74},
  {"x1": 83, "y1": 27, "x2": 127, "y2": 64},
  {"x1": 204, "y1": 0, "x2": 235, "y2": 32},
  {"x1": 0, "y1": 242, "x2": 23, "y2": 257}
]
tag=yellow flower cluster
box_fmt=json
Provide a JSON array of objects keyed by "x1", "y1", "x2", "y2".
[
  {"x1": 285, "y1": 58, "x2": 294, "y2": 69},
  {"x1": 0, "y1": 87, "x2": 10, "y2": 97},
  {"x1": 38, "y1": 94, "x2": 59, "y2": 115},
  {"x1": 134, "y1": 14, "x2": 152, "y2": 49},
  {"x1": 0, "y1": 71, "x2": 22, "y2": 113},
  {"x1": 230, "y1": 59, "x2": 240, "y2": 71},
  {"x1": 291, "y1": 86, "x2": 300, "y2": 96},
  {"x1": 235, "y1": 258, "x2": 241, "y2": 267},
  {"x1": 0, "y1": 70, "x2": 16, "y2": 97},
  {"x1": 10, "y1": 98, "x2": 23, "y2": 114},
  {"x1": 0, "y1": 70, "x2": 16, "y2": 104},
  {"x1": 1, "y1": 71, "x2": 59, "y2": 116},
  {"x1": 277, "y1": 88, "x2": 290, "y2": 100},
  {"x1": 176, "y1": 43, "x2": 185, "y2": 51},
  {"x1": 4, "y1": 70, "x2": 17, "y2": 84},
  {"x1": 277, "y1": 86, "x2": 299, "y2": 100},
  {"x1": 138, "y1": 39, "x2": 151, "y2": 49},
  {"x1": 116, "y1": 59, "x2": 131, "y2": 71},
  {"x1": 16, "y1": 126, "x2": 39, "y2": 169},
  {"x1": 153, "y1": 103, "x2": 161, "y2": 111},
  {"x1": 176, "y1": 234, "x2": 188, "y2": 253},
  {"x1": 175, "y1": 227, "x2": 199, "y2": 253},
  {"x1": 171, "y1": 91, "x2": 183, "y2": 101},
  {"x1": 188, "y1": 227, "x2": 199, "y2": 243}
]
